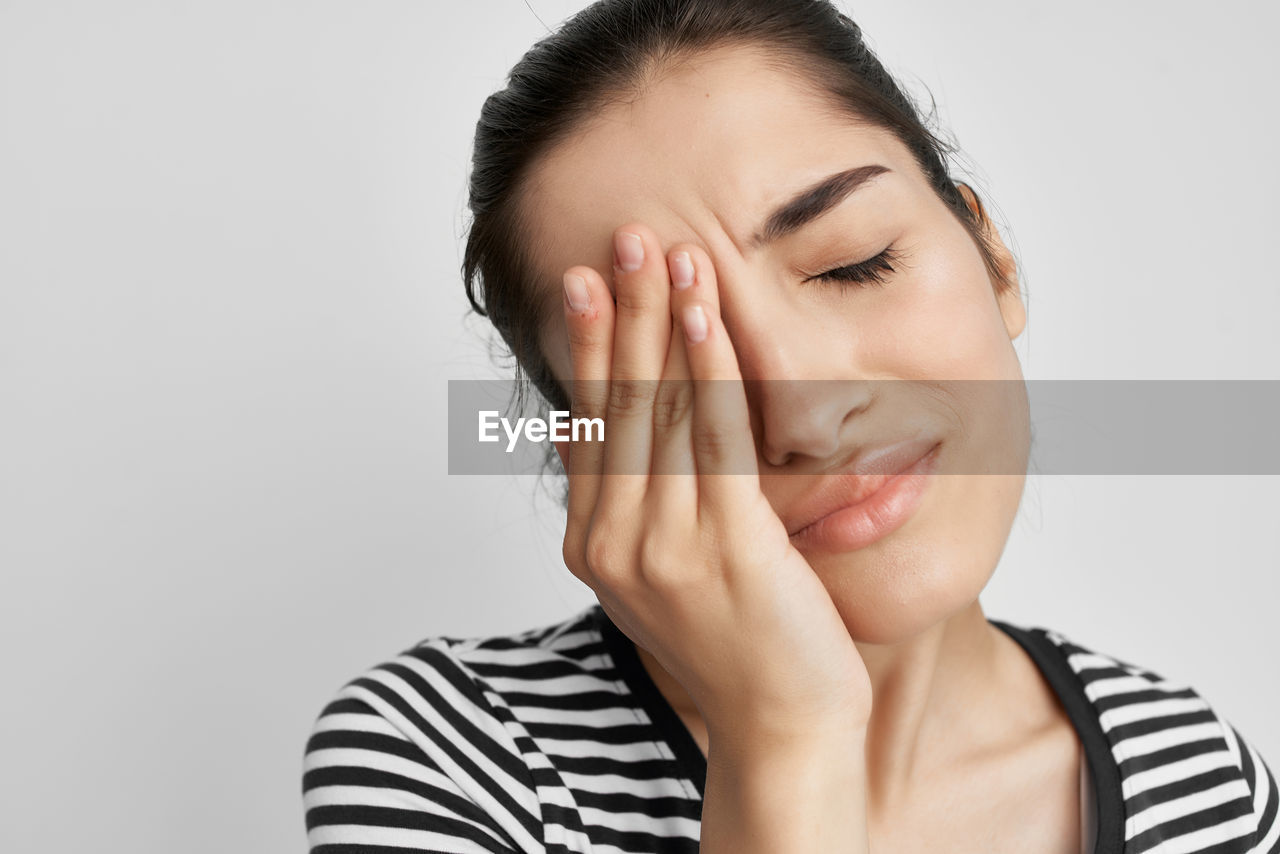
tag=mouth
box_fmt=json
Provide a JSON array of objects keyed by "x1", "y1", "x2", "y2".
[{"x1": 786, "y1": 438, "x2": 942, "y2": 552}]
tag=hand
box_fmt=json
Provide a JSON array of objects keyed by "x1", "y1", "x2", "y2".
[{"x1": 555, "y1": 223, "x2": 873, "y2": 742}]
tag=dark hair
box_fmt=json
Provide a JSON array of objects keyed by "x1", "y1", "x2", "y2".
[{"x1": 461, "y1": 0, "x2": 1015, "y2": 496}]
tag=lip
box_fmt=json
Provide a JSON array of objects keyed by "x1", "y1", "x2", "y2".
[{"x1": 785, "y1": 437, "x2": 941, "y2": 553}]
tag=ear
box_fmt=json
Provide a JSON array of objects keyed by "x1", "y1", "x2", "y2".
[{"x1": 956, "y1": 181, "x2": 1025, "y2": 341}]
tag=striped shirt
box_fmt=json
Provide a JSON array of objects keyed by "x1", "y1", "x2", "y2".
[{"x1": 301, "y1": 603, "x2": 1279, "y2": 853}]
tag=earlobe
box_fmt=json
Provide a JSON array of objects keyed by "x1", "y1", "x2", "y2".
[
  {"x1": 987, "y1": 229, "x2": 1023, "y2": 341},
  {"x1": 991, "y1": 237, "x2": 1024, "y2": 341},
  {"x1": 991, "y1": 240, "x2": 1025, "y2": 341},
  {"x1": 999, "y1": 281, "x2": 1026, "y2": 340}
]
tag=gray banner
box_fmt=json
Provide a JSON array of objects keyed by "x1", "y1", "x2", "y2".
[{"x1": 447, "y1": 379, "x2": 1280, "y2": 476}]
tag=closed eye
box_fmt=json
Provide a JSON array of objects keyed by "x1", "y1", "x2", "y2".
[{"x1": 804, "y1": 246, "x2": 902, "y2": 289}]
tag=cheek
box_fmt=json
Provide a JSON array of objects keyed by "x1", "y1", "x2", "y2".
[
  {"x1": 865, "y1": 225, "x2": 1016, "y2": 382},
  {"x1": 812, "y1": 464, "x2": 1028, "y2": 644}
]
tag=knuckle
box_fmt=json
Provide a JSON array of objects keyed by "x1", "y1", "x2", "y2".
[
  {"x1": 583, "y1": 530, "x2": 620, "y2": 577},
  {"x1": 613, "y1": 282, "x2": 654, "y2": 316},
  {"x1": 569, "y1": 381, "x2": 611, "y2": 415},
  {"x1": 608, "y1": 378, "x2": 655, "y2": 415},
  {"x1": 652, "y1": 382, "x2": 694, "y2": 430},
  {"x1": 637, "y1": 533, "x2": 667, "y2": 569},
  {"x1": 567, "y1": 380, "x2": 608, "y2": 420},
  {"x1": 561, "y1": 541, "x2": 586, "y2": 580},
  {"x1": 573, "y1": 399, "x2": 606, "y2": 425},
  {"x1": 715, "y1": 528, "x2": 755, "y2": 570},
  {"x1": 637, "y1": 534, "x2": 681, "y2": 588},
  {"x1": 566, "y1": 323, "x2": 606, "y2": 357},
  {"x1": 692, "y1": 426, "x2": 731, "y2": 462}
]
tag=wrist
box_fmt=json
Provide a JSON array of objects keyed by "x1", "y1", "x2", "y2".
[
  {"x1": 706, "y1": 715, "x2": 868, "y2": 758},
  {"x1": 706, "y1": 718, "x2": 868, "y2": 773},
  {"x1": 701, "y1": 724, "x2": 870, "y2": 854}
]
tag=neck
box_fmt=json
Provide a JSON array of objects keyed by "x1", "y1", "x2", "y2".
[
  {"x1": 854, "y1": 599, "x2": 1002, "y2": 812},
  {"x1": 632, "y1": 598, "x2": 1021, "y2": 814}
]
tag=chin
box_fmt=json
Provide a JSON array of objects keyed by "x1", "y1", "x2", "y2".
[{"x1": 807, "y1": 471, "x2": 1026, "y2": 646}]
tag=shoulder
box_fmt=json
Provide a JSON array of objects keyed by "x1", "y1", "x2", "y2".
[
  {"x1": 314, "y1": 601, "x2": 608, "y2": 726},
  {"x1": 993, "y1": 618, "x2": 1279, "y2": 853},
  {"x1": 301, "y1": 603, "x2": 608, "y2": 854}
]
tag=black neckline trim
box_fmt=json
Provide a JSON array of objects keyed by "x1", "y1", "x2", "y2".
[
  {"x1": 988, "y1": 618, "x2": 1122, "y2": 854},
  {"x1": 590, "y1": 605, "x2": 709, "y2": 798},
  {"x1": 591, "y1": 604, "x2": 1122, "y2": 853}
]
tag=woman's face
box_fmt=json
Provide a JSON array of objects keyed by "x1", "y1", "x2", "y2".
[{"x1": 524, "y1": 45, "x2": 1030, "y2": 644}]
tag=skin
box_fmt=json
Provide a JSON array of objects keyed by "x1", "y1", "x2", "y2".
[{"x1": 524, "y1": 44, "x2": 1081, "y2": 851}]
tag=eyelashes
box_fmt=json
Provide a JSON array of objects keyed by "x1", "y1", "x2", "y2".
[{"x1": 804, "y1": 246, "x2": 903, "y2": 290}]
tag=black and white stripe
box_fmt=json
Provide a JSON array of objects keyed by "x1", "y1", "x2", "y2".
[
  {"x1": 1044, "y1": 630, "x2": 1279, "y2": 853},
  {"x1": 302, "y1": 605, "x2": 1277, "y2": 853}
]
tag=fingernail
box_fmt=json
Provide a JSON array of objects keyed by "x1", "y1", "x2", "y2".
[
  {"x1": 614, "y1": 232, "x2": 644, "y2": 273},
  {"x1": 682, "y1": 305, "x2": 708, "y2": 344},
  {"x1": 563, "y1": 272, "x2": 591, "y2": 311},
  {"x1": 670, "y1": 251, "x2": 695, "y2": 289}
]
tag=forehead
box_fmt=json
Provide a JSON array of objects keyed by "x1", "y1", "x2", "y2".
[
  {"x1": 519, "y1": 44, "x2": 924, "y2": 378},
  {"x1": 522, "y1": 45, "x2": 917, "y2": 271}
]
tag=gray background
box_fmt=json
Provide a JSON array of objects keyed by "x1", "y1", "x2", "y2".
[{"x1": 1, "y1": 1, "x2": 1276, "y2": 851}]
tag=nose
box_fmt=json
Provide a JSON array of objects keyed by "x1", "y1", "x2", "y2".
[
  {"x1": 750, "y1": 378, "x2": 874, "y2": 468},
  {"x1": 726, "y1": 309, "x2": 874, "y2": 469}
]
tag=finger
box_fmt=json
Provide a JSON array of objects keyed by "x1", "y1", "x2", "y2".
[
  {"x1": 667, "y1": 245, "x2": 762, "y2": 509},
  {"x1": 598, "y1": 224, "x2": 672, "y2": 502},
  {"x1": 560, "y1": 264, "x2": 614, "y2": 576},
  {"x1": 647, "y1": 248, "x2": 698, "y2": 511}
]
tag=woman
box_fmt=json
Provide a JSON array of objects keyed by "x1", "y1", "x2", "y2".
[{"x1": 301, "y1": 1, "x2": 1277, "y2": 852}]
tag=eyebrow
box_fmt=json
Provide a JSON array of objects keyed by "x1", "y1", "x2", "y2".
[{"x1": 750, "y1": 163, "x2": 891, "y2": 249}]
